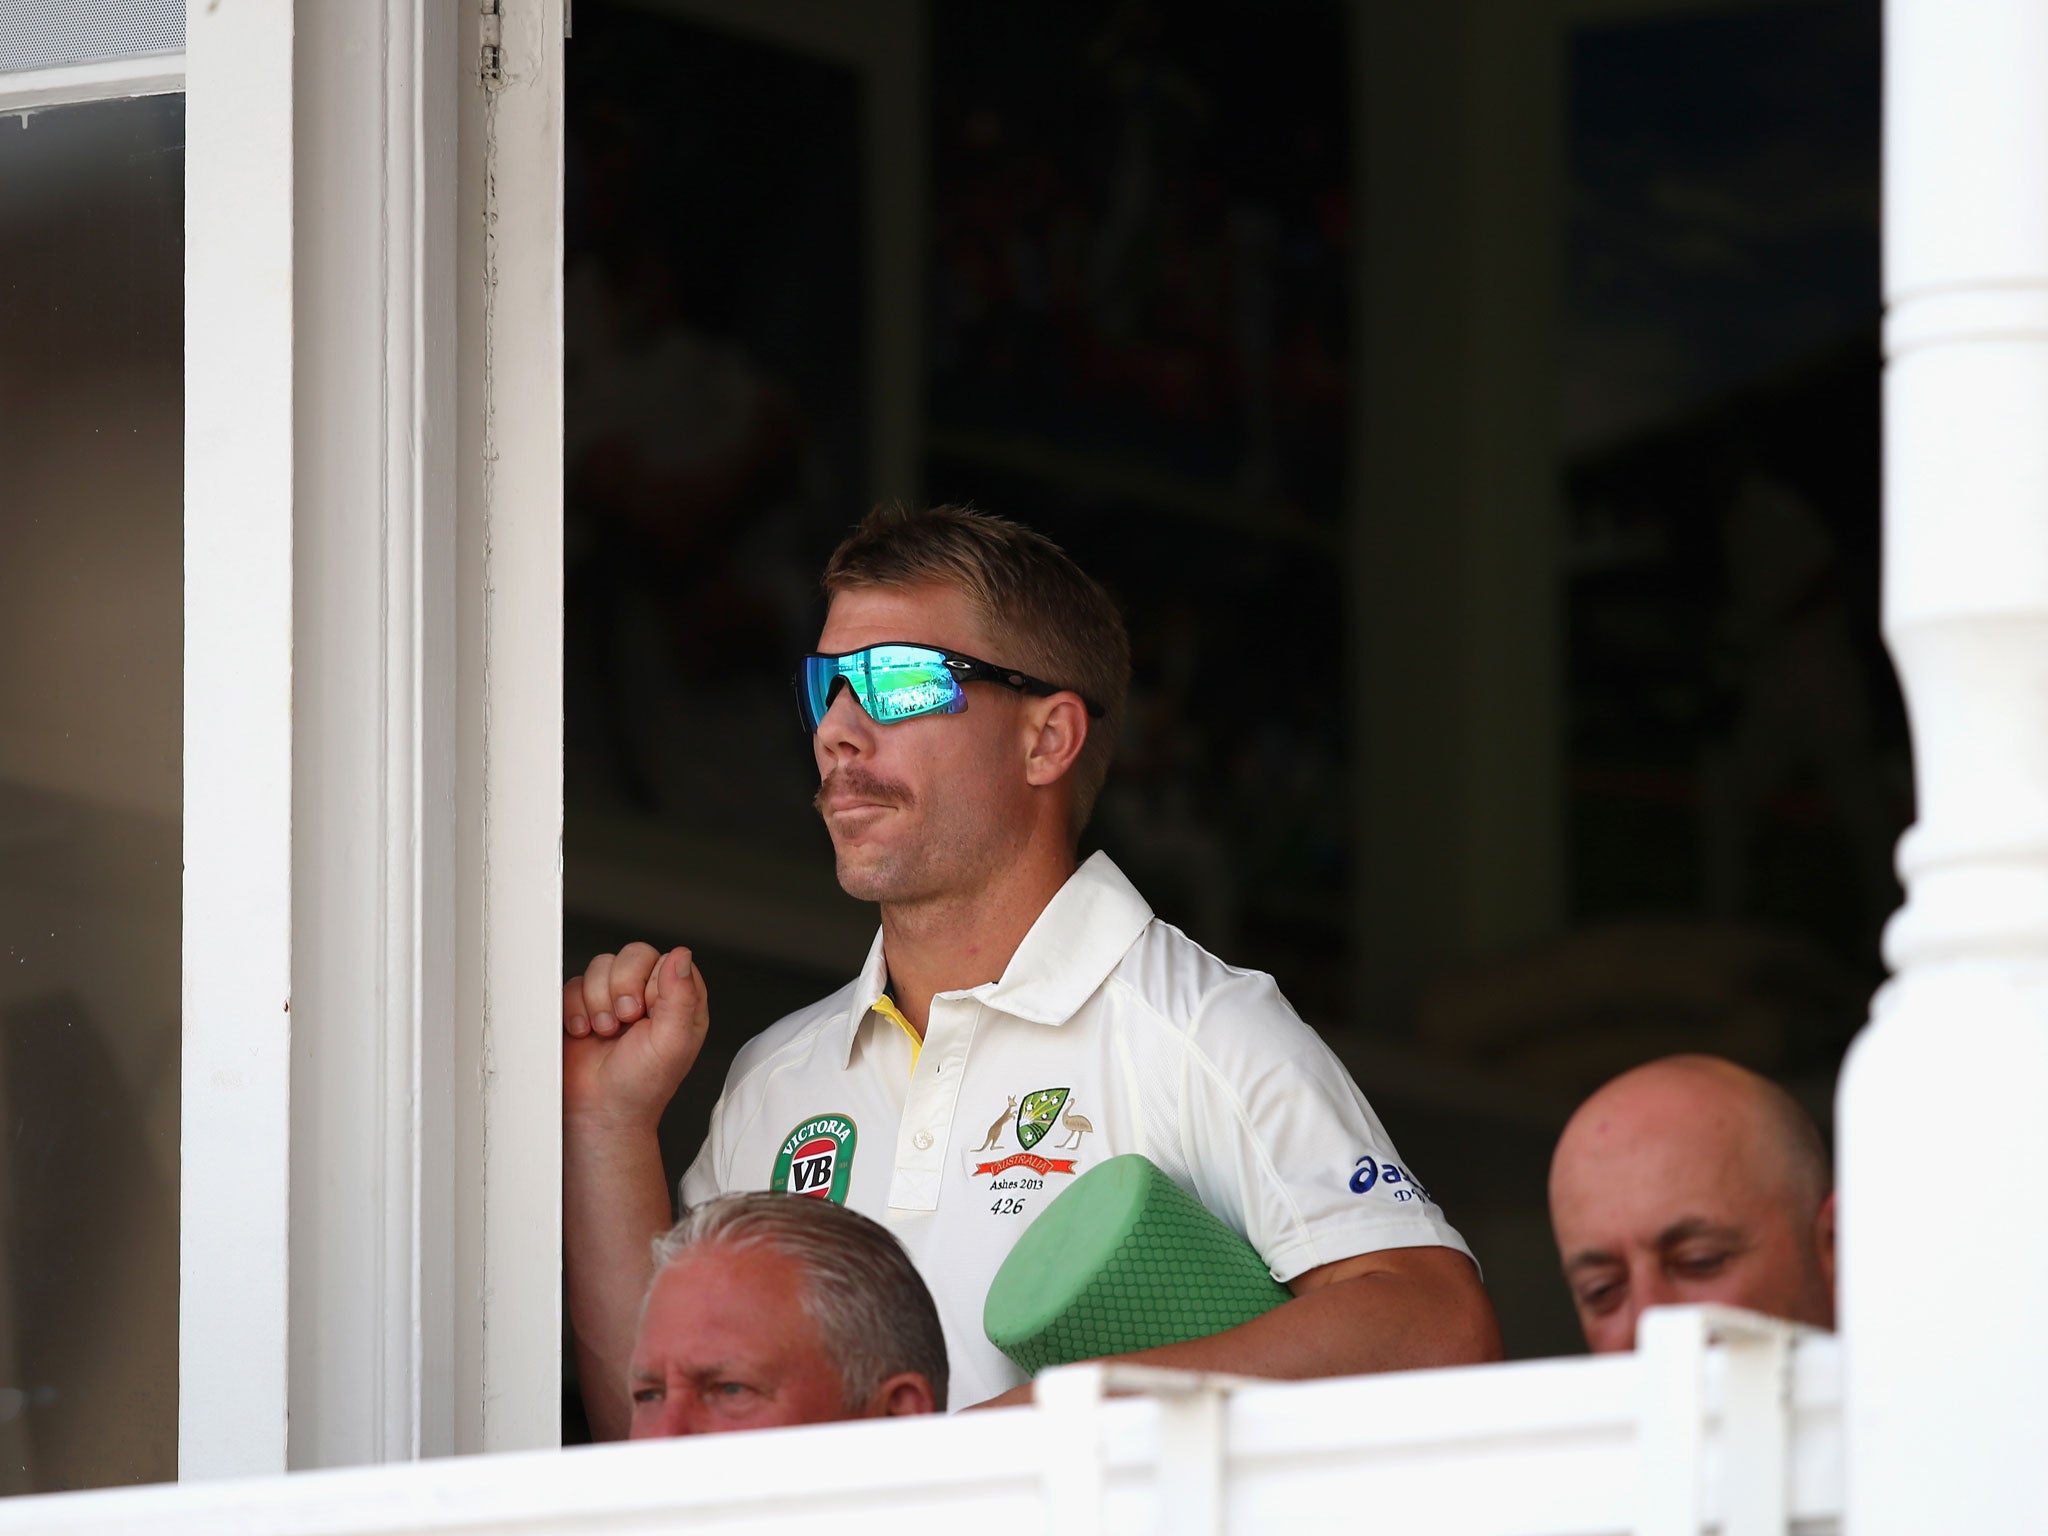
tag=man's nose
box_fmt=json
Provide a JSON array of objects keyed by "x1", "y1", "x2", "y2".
[
  {"x1": 1625, "y1": 1273, "x2": 1683, "y2": 1349},
  {"x1": 814, "y1": 682, "x2": 874, "y2": 761},
  {"x1": 661, "y1": 1395, "x2": 704, "y2": 1437}
]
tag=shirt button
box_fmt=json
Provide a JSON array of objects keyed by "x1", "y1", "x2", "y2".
[{"x1": 912, "y1": 1129, "x2": 935, "y2": 1151}]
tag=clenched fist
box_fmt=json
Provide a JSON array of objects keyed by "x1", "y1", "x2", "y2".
[{"x1": 562, "y1": 942, "x2": 711, "y2": 1133}]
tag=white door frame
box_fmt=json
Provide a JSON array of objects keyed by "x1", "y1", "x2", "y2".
[
  {"x1": 182, "y1": 0, "x2": 293, "y2": 1476},
  {"x1": 180, "y1": 0, "x2": 565, "y2": 1476},
  {"x1": 455, "y1": 0, "x2": 568, "y2": 1463}
]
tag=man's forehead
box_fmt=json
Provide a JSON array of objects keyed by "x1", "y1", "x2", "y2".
[
  {"x1": 1552, "y1": 1113, "x2": 1778, "y2": 1222},
  {"x1": 632, "y1": 1296, "x2": 797, "y2": 1383},
  {"x1": 1557, "y1": 1058, "x2": 1776, "y2": 1164},
  {"x1": 819, "y1": 582, "x2": 992, "y2": 653},
  {"x1": 1551, "y1": 1078, "x2": 1764, "y2": 1211},
  {"x1": 639, "y1": 1248, "x2": 811, "y2": 1347},
  {"x1": 1553, "y1": 1143, "x2": 1796, "y2": 1259}
]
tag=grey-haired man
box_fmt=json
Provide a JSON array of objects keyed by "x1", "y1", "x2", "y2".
[{"x1": 628, "y1": 1192, "x2": 947, "y2": 1437}]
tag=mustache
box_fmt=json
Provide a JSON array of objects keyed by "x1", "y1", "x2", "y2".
[{"x1": 813, "y1": 767, "x2": 916, "y2": 814}]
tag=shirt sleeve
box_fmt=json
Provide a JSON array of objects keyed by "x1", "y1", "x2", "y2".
[
  {"x1": 675, "y1": 1094, "x2": 727, "y2": 1212},
  {"x1": 1176, "y1": 972, "x2": 1475, "y2": 1285}
]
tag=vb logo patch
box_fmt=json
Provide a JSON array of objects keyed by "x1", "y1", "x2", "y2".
[{"x1": 771, "y1": 1113, "x2": 858, "y2": 1203}]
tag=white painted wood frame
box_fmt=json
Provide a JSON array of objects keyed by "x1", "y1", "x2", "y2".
[
  {"x1": 0, "y1": 53, "x2": 182, "y2": 113},
  {"x1": 181, "y1": 0, "x2": 565, "y2": 1475},
  {"x1": 456, "y1": 0, "x2": 568, "y2": 1460},
  {"x1": 287, "y1": 0, "x2": 463, "y2": 1471},
  {"x1": 1842, "y1": 0, "x2": 2048, "y2": 1528},
  {"x1": 182, "y1": 0, "x2": 294, "y2": 1479}
]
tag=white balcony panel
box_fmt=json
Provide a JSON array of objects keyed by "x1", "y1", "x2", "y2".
[{"x1": 0, "y1": 1319, "x2": 1841, "y2": 1536}]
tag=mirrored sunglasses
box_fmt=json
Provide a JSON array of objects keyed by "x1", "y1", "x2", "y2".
[{"x1": 795, "y1": 643, "x2": 1104, "y2": 733}]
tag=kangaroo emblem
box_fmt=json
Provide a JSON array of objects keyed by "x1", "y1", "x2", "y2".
[
  {"x1": 972, "y1": 1096, "x2": 1017, "y2": 1154},
  {"x1": 1054, "y1": 1102, "x2": 1094, "y2": 1151}
]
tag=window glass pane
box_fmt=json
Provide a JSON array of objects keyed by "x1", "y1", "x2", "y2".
[
  {"x1": 0, "y1": 92, "x2": 182, "y2": 1493},
  {"x1": 563, "y1": 8, "x2": 868, "y2": 1441},
  {"x1": 0, "y1": 1, "x2": 183, "y2": 75},
  {"x1": 1563, "y1": 3, "x2": 1892, "y2": 1023}
]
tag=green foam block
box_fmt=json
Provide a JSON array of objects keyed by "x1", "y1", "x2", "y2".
[{"x1": 983, "y1": 1153, "x2": 1292, "y2": 1375}]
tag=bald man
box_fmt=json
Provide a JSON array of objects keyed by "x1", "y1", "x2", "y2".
[{"x1": 1547, "y1": 1054, "x2": 1836, "y2": 1353}]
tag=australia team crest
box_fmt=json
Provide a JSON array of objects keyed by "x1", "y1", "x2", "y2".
[
  {"x1": 771, "y1": 1113, "x2": 858, "y2": 1203},
  {"x1": 1015, "y1": 1087, "x2": 1069, "y2": 1150},
  {"x1": 966, "y1": 1086, "x2": 1092, "y2": 1180}
]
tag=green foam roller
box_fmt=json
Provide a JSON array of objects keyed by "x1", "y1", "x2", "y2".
[{"x1": 983, "y1": 1153, "x2": 1291, "y2": 1375}]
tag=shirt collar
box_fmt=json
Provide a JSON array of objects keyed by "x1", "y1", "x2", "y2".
[
  {"x1": 837, "y1": 927, "x2": 895, "y2": 1068},
  {"x1": 978, "y1": 851, "x2": 1153, "y2": 1023},
  {"x1": 834, "y1": 851, "x2": 1153, "y2": 1067}
]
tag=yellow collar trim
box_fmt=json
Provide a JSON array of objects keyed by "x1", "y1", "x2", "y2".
[{"x1": 872, "y1": 993, "x2": 921, "y2": 1072}]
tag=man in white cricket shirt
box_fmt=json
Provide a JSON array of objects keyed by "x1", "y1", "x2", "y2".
[{"x1": 565, "y1": 503, "x2": 1500, "y2": 1437}]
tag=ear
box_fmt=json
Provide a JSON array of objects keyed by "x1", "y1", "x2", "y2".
[
  {"x1": 868, "y1": 1371, "x2": 938, "y2": 1418},
  {"x1": 1021, "y1": 692, "x2": 1091, "y2": 790}
]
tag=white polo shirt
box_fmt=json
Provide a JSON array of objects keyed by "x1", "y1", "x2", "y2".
[{"x1": 679, "y1": 852, "x2": 1473, "y2": 1409}]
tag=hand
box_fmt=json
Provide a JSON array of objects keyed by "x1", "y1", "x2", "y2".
[{"x1": 563, "y1": 943, "x2": 711, "y2": 1133}]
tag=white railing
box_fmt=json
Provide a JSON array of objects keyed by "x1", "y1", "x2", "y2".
[
  {"x1": 0, "y1": 1308, "x2": 1837, "y2": 1536},
  {"x1": 1849, "y1": 0, "x2": 2048, "y2": 1528}
]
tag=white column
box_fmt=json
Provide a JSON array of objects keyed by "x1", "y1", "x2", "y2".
[
  {"x1": 287, "y1": 0, "x2": 462, "y2": 1468},
  {"x1": 184, "y1": 0, "x2": 563, "y2": 1472},
  {"x1": 182, "y1": 0, "x2": 296, "y2": 1480},
  {"x1": 1841, "y1": 1, "x2": 2048, "y2": 1529}
]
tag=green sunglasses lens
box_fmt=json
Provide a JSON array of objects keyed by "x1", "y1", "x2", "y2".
[
  {"x1": 798, "y1": 645, "x2": 967, "y2": 730},
  {"x1": 861, "y1": 645, "x2": 964, "y2": 721}
]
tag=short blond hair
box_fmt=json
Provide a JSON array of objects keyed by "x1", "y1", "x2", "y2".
[{"x1": 822, "y1": 503, "x2": 1130, "y2": 833}]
